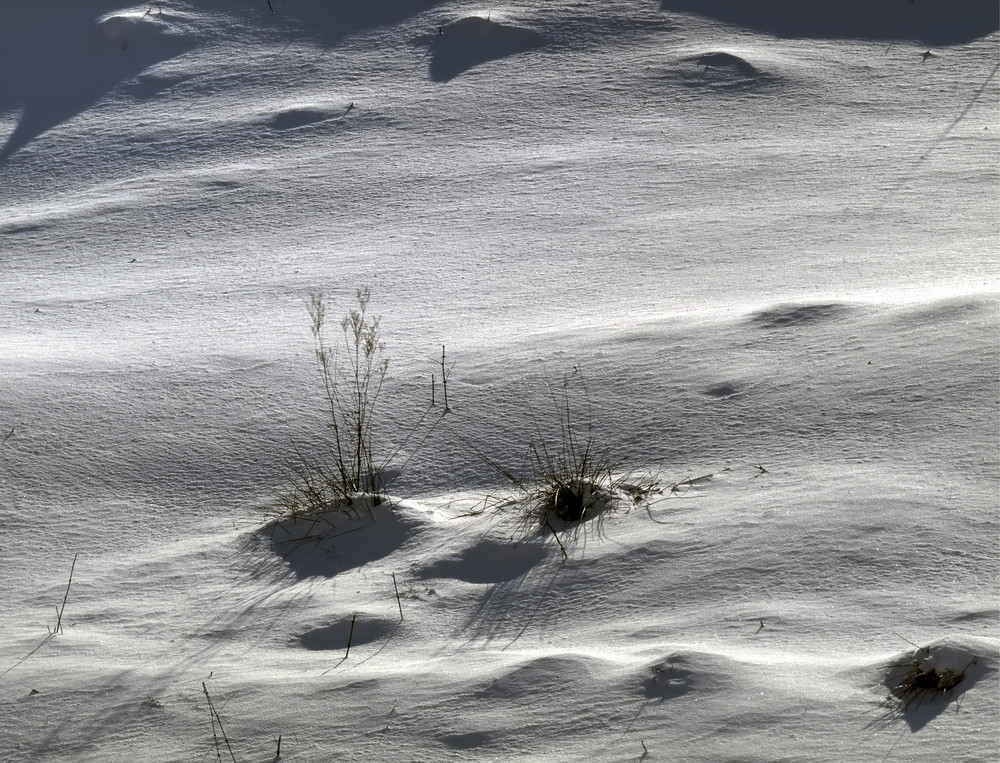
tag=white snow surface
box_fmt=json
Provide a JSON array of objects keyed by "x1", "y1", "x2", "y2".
[{"x1": 1, "y1": 1, "x2": 998, "y2": 761}]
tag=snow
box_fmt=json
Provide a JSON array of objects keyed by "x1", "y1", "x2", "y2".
[{"x1": 1, "y1": 1, "x2": 998, "y2": 761}]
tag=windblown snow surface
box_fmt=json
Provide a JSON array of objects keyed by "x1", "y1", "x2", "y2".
[{"x1": 1, "y1": 1, "x2": 998, "y2": 761}]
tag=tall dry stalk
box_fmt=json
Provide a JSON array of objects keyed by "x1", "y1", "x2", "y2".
[{"x1": 306, "y1": 287, "x2": 388, "y2": 503}]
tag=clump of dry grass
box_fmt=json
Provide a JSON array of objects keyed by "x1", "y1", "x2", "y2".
[
  {"x1": 278, "y1": 287, "x2": 390, "y2": 522},
  {"x1": 275, "y1": 288, "x2": 450, "y2": 527},
  {"x1": 882, "y1": 644, "x2": 977, "y2": 712},
  {"x1": 491, "y1": 369, "x2": 660, "y2": 542}
]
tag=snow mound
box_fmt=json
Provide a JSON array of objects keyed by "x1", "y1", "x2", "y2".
[
  {"x1": 748, "y1": 301, "x2": 853, "y2": 329},
  {"x1": 878, "y1": 635, "x2": 998, "y2": 730},
  {"x1": 677, "y1": 51, "x2": 778, "y2": 91},
  {"x1": 473, "y1": 653, "x2": 597, "y2": 701},
  {"x1": 266, "y1": 105, "x2": 341, "y2": 130},
  {"x1": 702, "y1": 381, "x2": 744, "y2": 398},
  {"x1": 436, "y1": 730, "x2": 500, "y2": 750},
  {"x1": 420, "y1": 16, "x2": 547, "y2": 82},
  {"x1": 641, "y1": 658, "x2": 699, "y2": 700},
  {"x1": 96, "y1": 11, "x2": 174, "y2": 49}
]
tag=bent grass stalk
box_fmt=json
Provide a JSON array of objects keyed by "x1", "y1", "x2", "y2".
[
  {"x1": 0, "y1": 554, "x2": 79, "y2": 680},
  {"x1": 53, "y1": 553, "x2": 78, "y2": 635},
  {"x1": 202, "y1": 682, "x2": 237, "y2": 763}
]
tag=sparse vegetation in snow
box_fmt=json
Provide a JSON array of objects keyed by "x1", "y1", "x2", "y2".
[{"x1": 279, "y1": 288, "x2": 390, "y2": 519}]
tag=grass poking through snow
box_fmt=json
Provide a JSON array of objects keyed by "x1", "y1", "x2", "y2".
[{"x1": 484, "y1": 369, "x2": 661, "y2": 547}]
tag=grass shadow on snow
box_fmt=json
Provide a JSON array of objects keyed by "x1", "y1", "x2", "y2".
[
  {"x1": 261, "y1": 498, "x2": 422, "y2": 579},
  {"x1": 455, "y1": 538, "x2": 565, "y2": 645},
  {"x1": 18, "y1": 670, "x2": 185, "y2": 761},
  {"x1": 659, "y1": 0, "x2": 999, "y2": 45},
  {"x1": 299, "y1": 614, "x2": 397, "y2": 651},
  {"x1": 416, "y1": 538, "x2": 549, "y2": 584},
  {"x1": 412, "y1": 526, "x2": 562, "y2": 645}
]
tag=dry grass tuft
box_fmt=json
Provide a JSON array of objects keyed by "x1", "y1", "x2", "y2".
[
  {"x1": 883, "y1": 646, "x2": 976, "y2": 712},
  {"x1": 489, "y1": 369, "x2": 660, "y2": 543},
  {"x1": 275, "y1": 288, "x2": 449, "y2": 526}
]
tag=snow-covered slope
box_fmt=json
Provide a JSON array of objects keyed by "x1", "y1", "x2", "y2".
[{"x1": 1, "y1": 1, "x2": 997, "y2": 761}]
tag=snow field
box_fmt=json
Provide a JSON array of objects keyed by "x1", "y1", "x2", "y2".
[{"x1": 1, "y1": 1, "x2": 998, "y2": 760}]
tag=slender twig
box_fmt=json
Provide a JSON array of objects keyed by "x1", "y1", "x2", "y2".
[
  {"x1": 206, "y1": 687, "x2": 222, "y2": 763},
  {"x1": 890, "y1": 631, "x2": 926, "y2": 652},
  {"x1": 345, "y1": 613, "x2": 357, "y2": 659},
  {"x1": 545, "y1": 520, "x2": 568, "y2": 560},
  {"x1": 750, "y1": 458, "x2": 768, "y2": 480},
  {"x1": 392, "y1": 573, "x2": 404, "y2": 621},
  {"x1": 440, "y1": 345, "x2": 451, "y2": 412},
  {"x1": 0, "y1": 633, "x2": 56, "y2": 679},
  {"x1": 54, "y1": 554, "x2": 78, "y2": 635},
  {"x1": 202, "y1": 682, "x2": 237, "y2": 763}
]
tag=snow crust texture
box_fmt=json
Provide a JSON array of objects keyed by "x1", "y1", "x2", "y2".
[{"x1": 1, "y1": 1, "x2": 997, "y2": 761}]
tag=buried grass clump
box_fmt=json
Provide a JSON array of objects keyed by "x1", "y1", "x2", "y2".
[
  {"x1": 883, "y1": 644, "x2": 977, "y2": 711},
  {"x1": 493, "y1": 369, "x2": 660, "y2": 541},
  {"x1": 876, "y1": 636, "x2": 996, "y2": 728}
]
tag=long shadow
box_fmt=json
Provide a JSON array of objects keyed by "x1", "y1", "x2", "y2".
[
  {"x1": 0, "y1": 4, "x2": 195, "y2": 162},
  {"x1": 263, "y1": 514, "x2": 414, "y2": 579},
  {"x1": 658, "y1": 0, "x2": 999, "y2": 45},
  {"x1": 444, "y1": 537, "x2": 565, "y2": 645},
  {"x1": 0, "y1": 0, "x2": 440, "y2": 162},
  {"x1": 265, "y1": 0, "x2": 439, "y2": 46}
]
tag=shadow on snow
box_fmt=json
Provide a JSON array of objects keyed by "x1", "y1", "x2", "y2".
[{"x1": 659, "y1": 0, "x2": 999, "y2": 45}]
